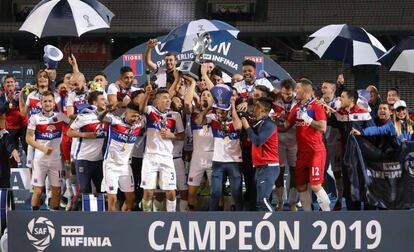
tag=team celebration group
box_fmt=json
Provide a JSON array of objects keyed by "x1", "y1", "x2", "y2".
[{"x1": 0, "y1": 39, "x2": 412, "y2": 212}]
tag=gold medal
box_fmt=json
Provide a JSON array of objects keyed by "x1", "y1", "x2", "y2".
[
  {"x1": 122, "y1": 143, "x2": 129, "y2": 151},
  {"x1": 203, "y1": 125, "x2": 209, "y2": 133},
  {"x1": 224, "y1": 136, "x2": 230, "y2": 144}
]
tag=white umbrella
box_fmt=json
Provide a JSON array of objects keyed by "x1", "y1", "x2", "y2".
[
  {"x1": 19, "y1": 0, "x2": 114, "y2": 38},
  {"x1": 303, "y1": 24, "x2": 386, "y2": 66}
]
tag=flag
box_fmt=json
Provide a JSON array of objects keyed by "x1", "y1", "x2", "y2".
[
  {"x1": 344, "y1": 135, "x2": 414, "y2": 209},
  {"x1": 123, "y1": 54, "x2": 143, "y2": 76}
]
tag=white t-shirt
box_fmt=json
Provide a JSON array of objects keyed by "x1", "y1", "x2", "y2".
[
  {"x1": 143, "y1": 106, "x2": 184, "y2": 158},
  {"x1": 104, "y1": 114, "x2": 142, "y2": 166},
  {"x1": 28, "y1": 112, "x2": 69, "y2": 160},
  {"x1": 233, "y1": 78, "x2": 274, "y2": 98},
  {"x1": 191, "y1": 110, "x2": 214, "y2": 153},
  {"x1": 70, "y1": 112, "x2": 106, "y2": 161},
  {"x1": 207, "y1": 114, "x2": 242, "y2": 163}
]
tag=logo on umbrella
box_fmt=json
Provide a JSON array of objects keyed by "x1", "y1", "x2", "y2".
[
  {"x1": 83, "y1": 15, "x2": 94, "y2": 28},
  {"x1": 314, "y1": 40, "x2": 324, "y2": 51},
  {"x1": 198, "y1": 25, "x2": 205, "y2": 32}
]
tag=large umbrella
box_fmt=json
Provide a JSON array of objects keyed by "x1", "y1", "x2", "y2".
[
  {"x1": 160, "y1": 19, "x2": 239, "y2": 53},
  {"x1": 19, "y1": 0, "x2": 114, "y2": 38},
  {"x1": 303, "y1": 24, "x2": 386, "y2": 66},
  {"x1": 378, "y1": 36, "x2": 414, "y2": 73}
]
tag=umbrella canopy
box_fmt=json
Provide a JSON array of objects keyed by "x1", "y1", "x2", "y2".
[
  {"x1": 19, "y1": 0, "x2": 114, "y2": 38},
  {"x1": 303, "y1": 24, "x2": 386, "y2": 66},
  {"x1": 160, "y1": 19, "x2": 239, "y2": 53},
  {"x1": 378, "y1": 36, "x2": 414, "y2": 73}
]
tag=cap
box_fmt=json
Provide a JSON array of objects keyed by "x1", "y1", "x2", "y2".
[{"x1": 393, "y1": 100, "x2": 407, "y2": 110}]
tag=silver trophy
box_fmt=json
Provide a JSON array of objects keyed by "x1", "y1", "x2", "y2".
[{"x1": 178, "y1": 32, "x2": 212, "y2": 80}]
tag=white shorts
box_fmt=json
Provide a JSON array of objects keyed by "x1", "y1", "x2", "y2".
[
  {"x1": 174, "y1": 157, "x2": 188, "y2": 191},
  {"x1": 141, "y1": 154, "x2": 176, "y2": 191},
  {"x1": 102, "y1": 160, "x2": 134, "y2": 194},
  {"x1": 188, "y1": 151, "x2": 213, "y2": 186},
  {"x1": 26, "y1": 145, "x2": 34, "y2": 168},
  {"x1": 278, "y1": 132, "x2": 297, "y2": 167},
  {"x1": 31, "y1": 158, "x2": 63, "y2": 187}
]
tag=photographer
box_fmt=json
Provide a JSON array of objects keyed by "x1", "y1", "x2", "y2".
[{"x1": 241, "y1": 97, "x2": 279, "y2": 211}]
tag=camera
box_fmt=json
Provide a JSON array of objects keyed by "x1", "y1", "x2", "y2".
[{"x1": 237, "y1": 111, "x2": 250, "y2": 119}]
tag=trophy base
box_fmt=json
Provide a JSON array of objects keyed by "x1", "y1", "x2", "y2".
[{"x1": 178, "y1": 61, "x2": 201, "y2": 80}]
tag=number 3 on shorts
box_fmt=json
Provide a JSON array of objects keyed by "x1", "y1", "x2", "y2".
[
  {"x1": 171, "y1": 172, "x2": 175, "y2": 181},
  {"x1": 312, "y1": 167, "x2": 320, "y2": 176}
]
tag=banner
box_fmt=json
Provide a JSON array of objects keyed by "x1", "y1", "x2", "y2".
[
  {"x1": 103, "y1": 36, "x2": 292, "y2": 85},
  {"x1": 8, "y1": 211, "x2": 414, "y2": 251},
  {"x1": 344, "y1": 135, "x2": 414, "y2": 209}
]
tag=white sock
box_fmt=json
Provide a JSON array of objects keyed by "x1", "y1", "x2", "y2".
[
  {"x1": 288, "y1": 187, "x2": 298, "y2": 205},
  {"x1": 179, "y1": 199, "x2": 188, "y2": 212},
  {"x1": 152, "y1": 199, "x2": 165, "y2": 212},
  {"x1": 315, "y1": 188, "x2": 331, "y2": 211},
  {"x1": 335, "y1": 177, "x2": 343, "y2": 200},
  {"x1": 166, "y1": 199, "x2": 177, "y2": 212},
  {"x1": 299, "y1": 191, "x2": 312, "y2": 211},
  {"x1": 142, "y1": 199, "x2": 152, "y2": 212},
  {"x1": 276, "y1": 187, "x2": 284, "y2": 205}
]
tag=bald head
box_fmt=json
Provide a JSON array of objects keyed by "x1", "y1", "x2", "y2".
[{"x1": 70, "y1": 72, "x2": 86, "y2": 92}]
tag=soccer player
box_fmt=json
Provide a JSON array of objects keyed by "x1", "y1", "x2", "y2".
[
  {"x1": 67, "y1": 91, "x2": 107, "y2": 194},
  {"x1": 241, "y1": 97, "x2": 279, "y2": 211},
  {"x1": 184, "y1": 77, "x2": 215, "y2": 210},
  {"x1": 234, "y1": 59, "x2": 275, "y2": 108},
  {"x1": 140, "y1": 86, "x2": 185, "y2": 212},
  {"x1": 19, "y1": 70, "x2": 52, "y2": 168},
  {"x1": 196, "y1": 84, "x2": 243, "y2": 211},
  {"x1": 107, "y1": 66, "x2": 138, "y2": 115},
  {"x1": 145, "y1": 38, "x2": 177, "y2": 88},
  {"x1": 99, "y1": 102, "x2": 143, "y2": 211},
  {"x1": 284, "y1": 78, "x2": 331, "y2": 211},
  {"x1": 273, "y1": 79, "x2": 298, "y2": 211},
  {"x1": 26, "y1": 91, "x2": 69, "y2": 210}
]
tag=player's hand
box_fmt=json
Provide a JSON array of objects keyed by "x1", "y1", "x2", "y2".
[
  {"x1": 160, "y1": 128, "x2": 175, "y2": 139},
  {"x1": 200, "y1": 63, "x2": 208, "y2": 76},
  {"x1": 241, "y1": 117, "x2": 250, "y2": 129},
  {"x1": 106, "y1": 103, "x2": 116, "y2": 112},
  {"x1": 82, "y1": 132, "x2": 97, "y2": 139},
  {"x1": 299, "y1": 109, "x2": 313, "y2": 124},
  {"x1": 236, "y1": 101, "x2": 248, "y2": 112},
  {"x1": 11, "y1": 149, "x2": 20, "y2": 164},
  {"x1": 42, "y1": 147, "x2": 53, "y2": 155},
  {"x1": 145, "y1": 83, "x2": 153, "y2": 95},
  {"x1": 147, "y1": 39, "x2": 159, "y2": 49},
  {"x1": 183, "y1": 75, "x2": 195, "y2": 85},
  {"x1": 68, "y1": 54, "x2": 78, "y2": 66},
  {"x1": 350, "y1": 128, "x2": 361, "y2": 136}
]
